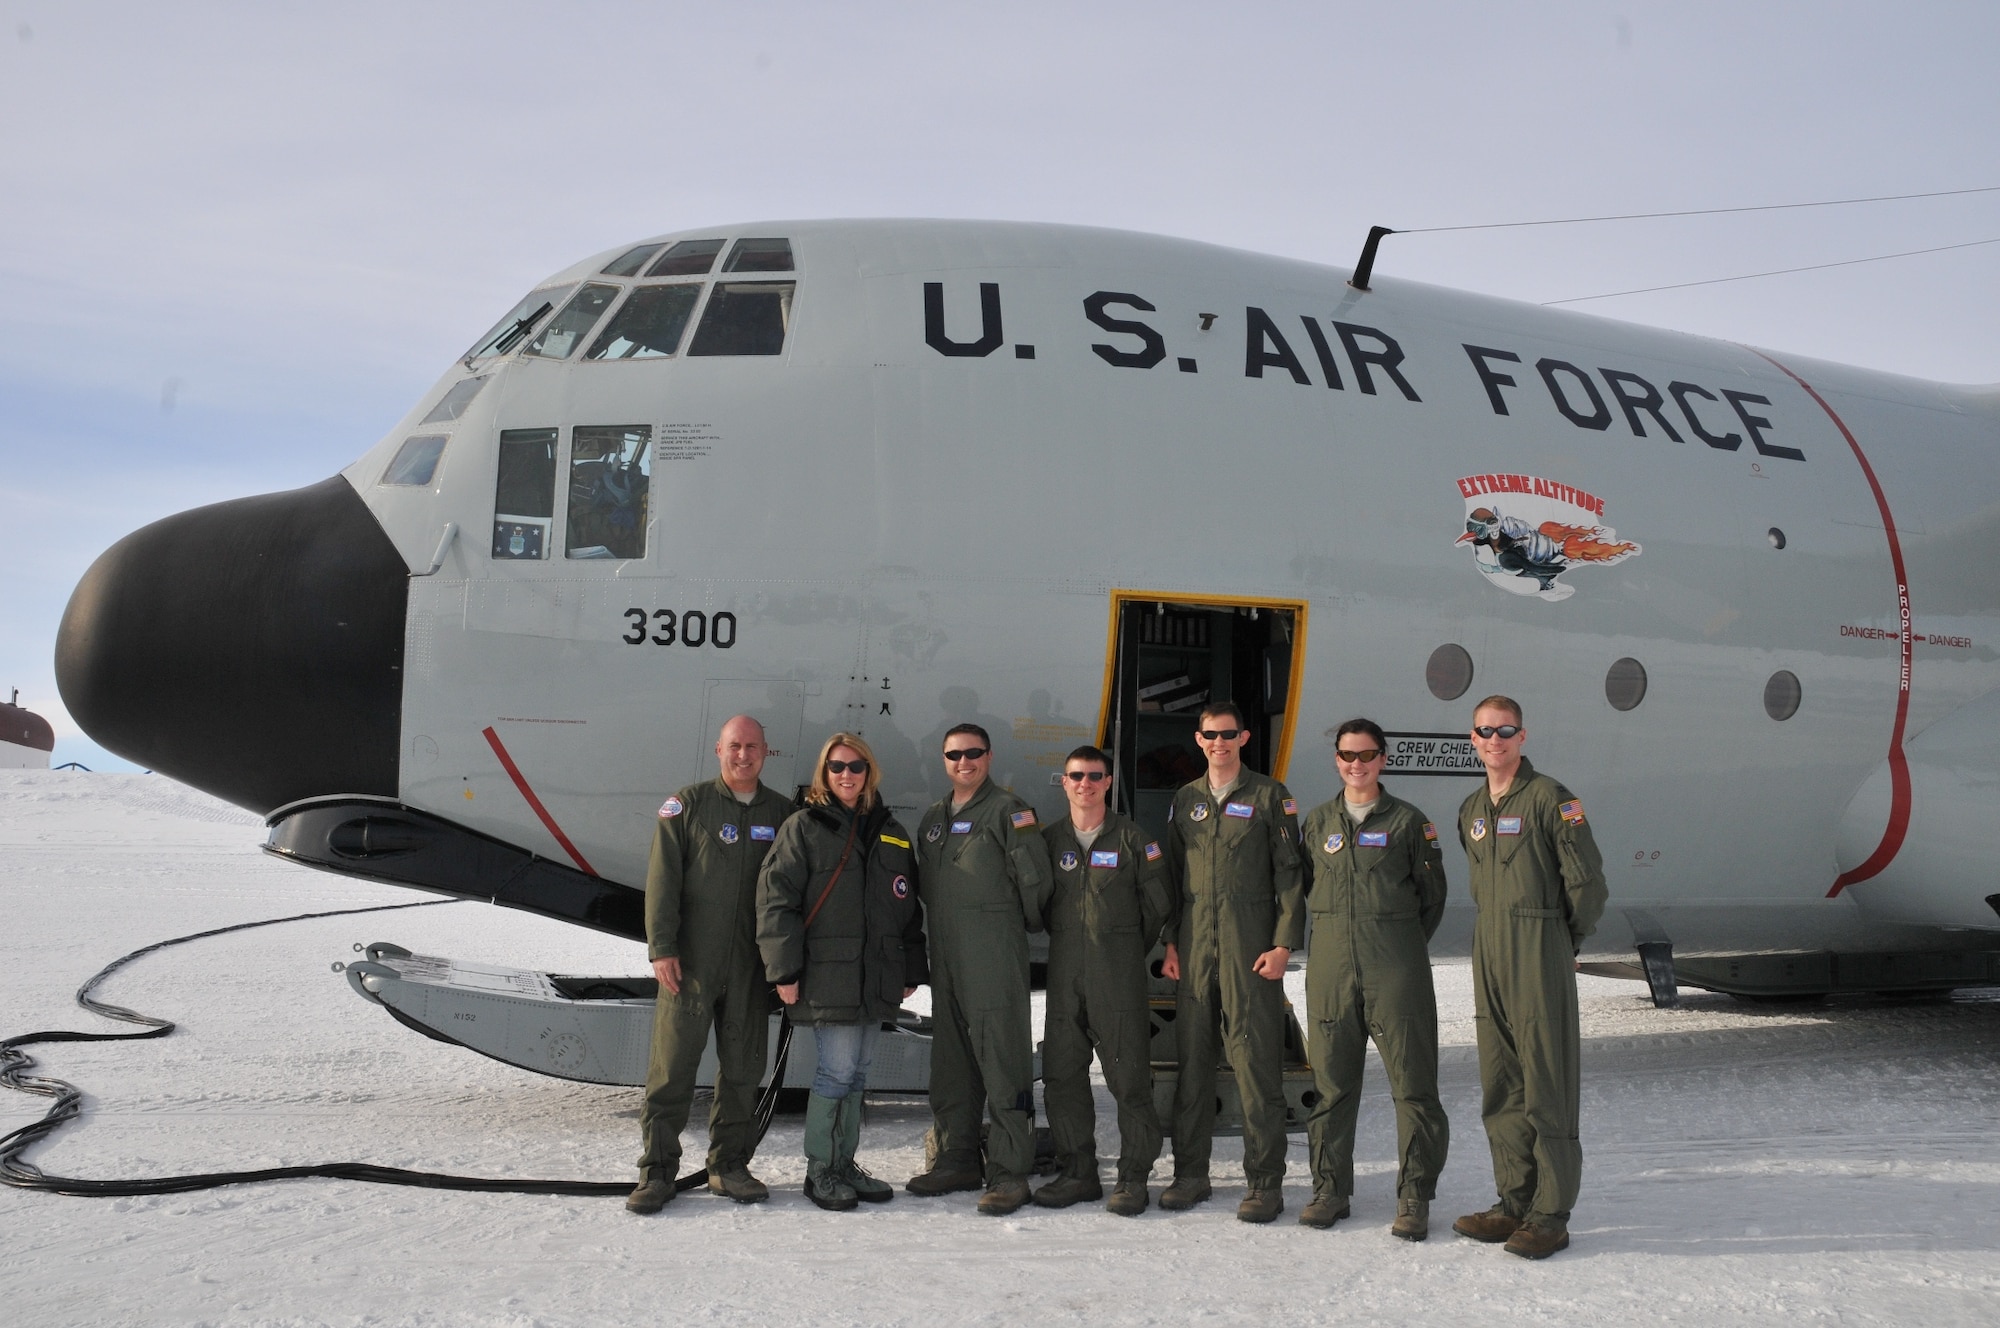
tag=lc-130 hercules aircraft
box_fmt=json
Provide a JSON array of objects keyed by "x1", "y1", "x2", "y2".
[{"x1": 54, "y1": 219, "x2": 2000, "y2": 1090}]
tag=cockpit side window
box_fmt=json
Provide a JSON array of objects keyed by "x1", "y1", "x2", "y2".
[
  {"x1": 646, "y1": 239, "x2": 725, "y2": 277},
  {"x1": 602, "y1": 243, "x2": 666, "y2": 276},
  {"x1": 380, "y1": 434, "x2": 449, "y2": 487},
  {"x1": 686, "y1": 282, "x2": 794, "y2": 357},
  {"x1": 492, "y1": 427, "x2": 558, "y2": 560},
  {"x1": 723, "y1": 238, "x2": 794, "y2": 272},
  {"x1": 524, "y1": 284, "x2": 621, "y2": 359},
  {"x1": 419, "y1": 374, "x2": 489, "y2": 425},
  {"x1": 566, "y1": 426, "x2": 651, "y2": 560},
  {"x1": 584, "y1": 285, "x2": 701, "y2": 360},
  {"x1": 465, "y1": 286, "x2": 575, "y2": 361}
]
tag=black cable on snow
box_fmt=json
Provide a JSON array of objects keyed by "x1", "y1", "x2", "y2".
[{"x1": 1, "y1": 899, "x2": 791, "y2": 1198}]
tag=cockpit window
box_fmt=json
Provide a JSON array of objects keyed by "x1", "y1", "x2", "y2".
[
  {"x1": 567, "y1": 426, "x2": 651, "y2": 560},
  {"x1": 465, "y1": 285, "x2": 574, "y2": 361},
  {"x1": 419, "y1": 374, "x2": 489, "y2": 424},
  {"x1": 723, "y1": 238, "x2": 794, "y2": 272},
  {"x1": 601, "y1": 243, "x2": 666, "y2": 277},
  {"x1": 380, "y1": 434, "x2": 448, "y2": 486},
  {"x1": 524, "y1": 284, "x2": 621, "y2": 359},
  {"x1": 492, "y1": 427, "x2": 558, "y2": 560},
  {"x1": 584, "y1": 285, "x2": 701, "y2": 360},
  {"x1": 645, "y1": 239, "x2": 725, "y2": 277},
  {"x1": 686, "y1": 282, "x2": 794, "y2": 356}
]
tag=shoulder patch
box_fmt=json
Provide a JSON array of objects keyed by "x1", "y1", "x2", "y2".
[
  {"x1": 1011, "y1": 808, "x2": 1038, "y2": 830},
  {"x1": 659, "y1": 796, "x2": 684, "y2": 818},
  {"x1": 881, "y1": 833, "x2": 910, "y2": 849},
  {"x1": 1559, "y1": 799, "x2": 1586, "y2": 826},
  {"x1": 1423, "y1": 821, "x2": 1438, "y2": 841},
  {"x1": 1144, "y1": 841, "x2": 1163, "y2": 862},
  {"x1": 1281, "y1": 798, "x2": 1297, "y2": 816}
]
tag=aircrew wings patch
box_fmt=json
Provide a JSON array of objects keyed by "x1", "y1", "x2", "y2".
[
  {"x1": 659, "y1": 796, "x2": 684, "y2": 818},
  {"x1": 1011, "y1": 809, "x2": 1038, "y2": 830},
  {"x1": 1144, "y1": 841, "x2": 1163, "y2": 862},
  {"x1": 1281, "y1": 798, "x2": 1297, "y2": 816},
  {"x1": 1423, "y1": 822, "x2": 1438, "y2": 841},
  {"x1": 1559, "y1": 799, "x2": 1586, "y2": 825}
]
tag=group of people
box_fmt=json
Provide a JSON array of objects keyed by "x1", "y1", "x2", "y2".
[{"x1": 626, "y1": 694, "x2": 1606, "y2": 1260}]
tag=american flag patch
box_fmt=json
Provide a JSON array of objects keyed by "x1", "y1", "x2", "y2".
[
  {"x1": 1144, "y1": 841, "x2": 1162, "y2": 862},
  {"x1": 1011, "y1": 808, "x2": 1037, "y2": 829},
  {"x1": 1559, "y1": 799, "x2": 1585, "y2": 825},
  {"x1": 1423, "y1": 822, "x2": 1438, "y2": 841},
  {"x1": 1281, "y1": 798, "x2": 1297, "y2": 816}
]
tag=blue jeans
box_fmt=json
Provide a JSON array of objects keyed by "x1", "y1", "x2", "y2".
[{"x1": 810, "y1": 1021, "x2": 881, "y2": 1098}]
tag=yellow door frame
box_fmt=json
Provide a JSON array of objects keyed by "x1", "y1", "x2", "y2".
[{"x1": 1096, "y1": 589, "x2": 1311, "y2": 781}]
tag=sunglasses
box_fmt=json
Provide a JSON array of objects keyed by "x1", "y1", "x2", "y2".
[
  {"x1": 943, "y1": 747, "x2": 988, "y2": 762},
  {"x1": 1063, "y1": 770, "x2": 1108, "y2": 782},
  {"x1": 1196, "y1": 728, "x2": 1243, "y2": 741},
  {"x1": 1335, "y1": 748, "x2": 1384, "y2": 763},
  {"x1": 824, "y1": 759, "x2": 870, "y2": 774},
  {"x1": 1473, "y1": 725, "x2": 1522, "y2": 739}
]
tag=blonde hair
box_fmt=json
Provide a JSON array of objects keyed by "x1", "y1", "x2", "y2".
[{"x1": 807, "y1": 731, "x2": 880, "y2": 811}]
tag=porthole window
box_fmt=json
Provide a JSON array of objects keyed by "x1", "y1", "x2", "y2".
[
  {"x1": 1768, "y1": 527, "x2": 1787, "y2": 549},
  {"x1": 1605, "y1": 657, "x2": 1647, "y2": 711},
  {"x1": 1425, "y1": 643, "x2": 1474, "y2": 701},
  {"x1": 1764, "y1": 670, "x2": 1801, "y2": 721}
]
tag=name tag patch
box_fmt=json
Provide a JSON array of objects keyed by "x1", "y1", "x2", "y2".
[
  {"x1": 879, "y1": 833, "x2": 908, "y2": 849},
  {"x1": 751, "y1": 824, "x2": 776, "y2": 841},
  {"x1": 1223, "y1": 802, "x2": 1254, "y2": 819},
  {"x1": 1358, "y1": 830, "x2": 1389, "y2": 848},
  {"x1": 1089, "y1": 850, "x2": 1120, "y2": 869},
  {"x1": 1497, "y1": 816, "x2": 1523, "y2": 836},
  {"x1": 659, "y1": 796, "x2": 684, "y2": 818},
  {"x1": 1143, "y1": 841, "x2": 1163, "y2": 862},
  {"x1": 718, "y1": 824, "x2": 739, "y2": 844},
  {"x1": 951, "y1": 820, "x2": 974, "y2": 835}
]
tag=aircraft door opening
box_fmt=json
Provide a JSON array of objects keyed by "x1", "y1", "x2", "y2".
[{"x1": 1101, "y1": 593, "x2": 1308, "y2": 843}]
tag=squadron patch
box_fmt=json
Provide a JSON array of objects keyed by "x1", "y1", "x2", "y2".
[
  {"x1": 1559, "y1": 799, "x2": 1586, "y2": 826},
  {"x1": 1422, "y1": 822, "x2": 1438, "y2": 841},
  {"x1": 1470, "y1": 817, "x2": 1488, "y2": 841},
  {"x1": 925, "y1": 823, "x2": 944, "y2": 844},
  {"x1": 751, "y1": 825, "x2": 776, "y2": 842},
  {"x1": 880, "y1": 833, "x2": 909, "y2": 849},
  {"x1": 1282, "y1": 798, "x2": 1298, "y2": 816},
  {"x1": 1189, "y1": 802, "x2": 1210, "y2": 822},
  {"x1": 659, "y1": 796, "x2": 684, "y2": 818},
  {"x1": 1497, "y1": 816, "x2": 1523, "y2": 836},
  {"x1": 1058, "y1": 850, "x2": 1080, "y2": 872},
  {"x1": 951, "y1": 820, "x2": 974, "y2": 835},
  {"x1": 891, "y1": 874, "x2": 910, "y2": 899},
  {"x1": 1143, "y1": 841, "x2": 1163, "y2": 862},
  {"x1": 1324, "y1": 832, "x2": 1344, "y2": 854},
  {"x1": 1223, "y1": 801, "x2": 1254, "y2": 820},
  {"x1": 718, "y1": 823, "x2": 739, "y2": 844},
  {"x1": 1011, "y1": 809, "x2": 1038, "y2": 830},
  {"x1": 1358, "y1": 830, "x2": 1389, "y2": 848},
  {"x1": 1090, "y1": 849, "x2": 1120, "y2": 869}
]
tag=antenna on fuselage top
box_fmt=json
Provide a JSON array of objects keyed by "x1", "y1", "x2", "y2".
[{"x1": 1349, "y1": 226, "x2": 1395, "y2": 291}]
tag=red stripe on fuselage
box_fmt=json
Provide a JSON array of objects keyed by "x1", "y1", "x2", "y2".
[
  {"x1": 481, "y1": 725, "x2": 599, "y2": 876},
  {"x1": 1751, "y1": 351, "x2": 1911, "y2": 896}
]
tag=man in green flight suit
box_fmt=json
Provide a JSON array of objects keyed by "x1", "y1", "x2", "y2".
[
  {"x1": 1159, "y1": 700, "x2": 1305, "y2": 1224},
  {"x1": 906, "y1": 723, "x2": 1055, "y2": 1216},
  {"x1": 1452, "y1": 695, "x2": 1608, "y2": 1259},
  {"x1": 1035, "y1": 745, "x2": 1174, "y2": 1216},
  {"x1": 627, "y1": 714, "x2": 795, "y2": 1214},
  {"x1": 1296, "y1": 717, "x2": 1449, "y2": 1239}
]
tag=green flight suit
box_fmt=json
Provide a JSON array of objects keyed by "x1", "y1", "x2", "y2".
[
  {"x1": 915, "y1": 779, "x2": 1054, "y2": 1186},
  {"x1": 637, "y1": 777, "x2": 793, "y2": 1183},
  {"x1": 1166, "y1": 769, "x2": 1305, "y2": 1189},
  {"x1": 1457, "y1": 757, "x2": 1608, "y2": 1225},
  {"x1": 1299, "y1": 791, "x2": 1448, "y2": 1202},
  {"x1": 1042, "y1": 812, "x2": 1173, "y2": 1183}
]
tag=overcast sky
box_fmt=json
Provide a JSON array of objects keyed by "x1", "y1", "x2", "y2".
[{"x1": 4, "y1": 1, "x2": 1997, "y2": 768}]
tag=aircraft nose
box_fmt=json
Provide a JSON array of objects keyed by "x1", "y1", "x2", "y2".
[{"x1": 55, "y1": 475, "x2": 409, "y2": 813}]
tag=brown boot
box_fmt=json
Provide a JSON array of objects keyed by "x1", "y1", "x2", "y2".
[
  {"x1": 1505, "y1": 1219, "x2": 1571, "y2": 1259},
  {"x1": 906, "y1": 1163, "x2": 984, "y2": 1196},
  {"x1": 624, "y1": 1177, "x2": 674, "y2": 1214},
  {"x1": 1105, "y1": 1180, "x2": 1149, "y2": 1217},
  {"x1": 1452, "y1": 1205, "x2": 1521, "y2": 1243},
  {"x1": 1391, "y1": 1197, "x2": 1429, "y2": 1241},
  {"x1": 1236, "y1": 1187, "x2": 1284, "y2": 1224},
  {"x1": 977, "y1": 1179, "x2": 1031, "y2": 1215},
  {"x1": 707, "y1": 1167, "x2": 770, "y2": 1204},
  {"x1": 1298, "y1": 1190, "x2": 1349, "y2": 1228},
  {"x1": 1032, "y1": 1175, "x2": 1104, "y2": 1208},
  {"x1": 1159, "y1": 1175, "x2": 1213, "y2": 1211}
]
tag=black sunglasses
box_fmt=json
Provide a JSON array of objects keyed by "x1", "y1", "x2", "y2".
[
  {"x1": 1472, "y1": 725, "x2": 1522, "y2": 739},
  {"x1": 1063, "y1": 770, "x2": 1108, "y2": 782},
  {"x1": 1196, "y1": 728, "x2": 1243, "y2": 741},
  {"x1": 1336, "y1": 748, "x2": 1384, "y2": 763},
  {"x1": 943, "y1": 747, "x2": 988, "y2": 762},
  {"x1": 824, "y1": 758, "x2": 870, "y2": 774}
]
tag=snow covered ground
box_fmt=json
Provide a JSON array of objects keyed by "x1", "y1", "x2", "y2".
[{"x1": 2, "y1": 770, "x2": 1996, "y2": 1327}]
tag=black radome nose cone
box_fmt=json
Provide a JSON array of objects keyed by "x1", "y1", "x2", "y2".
[{"x1": 55, "y1": 476, "x2": 408, "y2": 813}]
